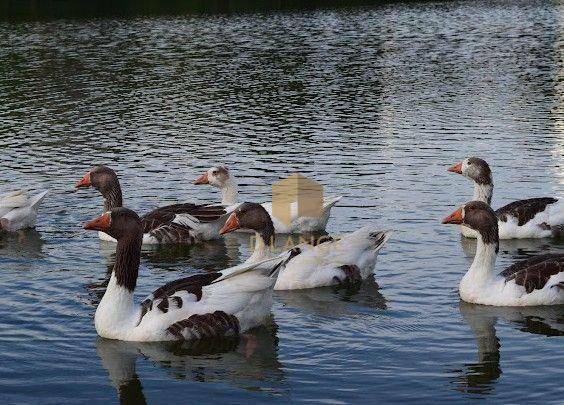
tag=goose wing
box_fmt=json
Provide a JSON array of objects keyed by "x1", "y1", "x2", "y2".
[
  {"x1": 500, "y1": 254, "x2": 564, "y2": 293},
  {"x1": 140, "y1": 203, "x2": 227, "y2": 234},
  {"x1": 496, "y1": 198, "x2": 558, "y2": 226}
]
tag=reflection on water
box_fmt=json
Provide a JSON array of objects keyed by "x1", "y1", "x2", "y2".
[
  {"x1": 1, "y1": 0, "x2": 564, "y2": 402},
  {"x1": 277, "y1": 277, "x2": 386, "y2": 316},
  {"x1": 460, "y1": 236, "x2": 558, "y2": 260},
  {"x1": 97, "y1": 322, "x2": 284, "y2": 403},
  {"x1": 0, "y1": 229, "x2": 45, "y2": 261},
  {"x1": 453, "y1": 302, "x2": 564, "y2": 395}
]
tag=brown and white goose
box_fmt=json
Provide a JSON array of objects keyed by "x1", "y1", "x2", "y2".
[
  {"x1": 194, "y1": 166, "x2": 342, "y2": 234},
  {"x1": 448, "y1": 157, "x2": 563, "y2": 239},
  {"x1": 75, "y1": 166, "x2": 228, "y2": 244},
  {"x1": 443, "y1": 201, "x2": 564, "y2": 306},
  {"x1": 84, "y1": 207, "x2": 290, "y2": 342},
  {"x1": 219, "y1": 203, "x2": 391, "y2": 290}
]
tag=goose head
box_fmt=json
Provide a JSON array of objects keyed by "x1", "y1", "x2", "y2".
[
  {"x1": 442, "y1": 201, "x2": 499, "y2": 247},
  {"x1": 219, "y1": 202, "x2": 274, "y2": 244},
  {"x1": 448, "y1": 157, "x2": 493, "y2": 185},
  {"x1": 76, "y1": 166, "x2": 120, "y2": 194},
  {"x1": 193, "y1": 166, "x2": 230, "y2": 189},
  {"x1": 84, "y1": 207, "x2": 142, "y2": 241}
]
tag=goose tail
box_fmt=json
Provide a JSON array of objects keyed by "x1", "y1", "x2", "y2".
[
  {"x1": 28, "y1": 190, "x2": 49, "y2": 209},
  {"x1": 368, "y1": 229, "x2": 393, "y2": 251},
  {"x1": 322, "y1": 195, "x2": 343, "y2": 211}
]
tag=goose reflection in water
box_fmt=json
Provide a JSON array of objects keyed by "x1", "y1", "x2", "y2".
[
  {"x1": 276, "y1": 277, "x2": 387, "y2": 316},
  {"x1": 96, "y1": 322, "x2": 284, "y2": 403},
  {"x1": 452, "y1": 301, "x2": 564, "y2": 395},
  {"x1": 0, "y1": 228, "x2": 44, "y2": 261},
  {"x1": 459, "y1": 235, "x2": 557, "y2": 261},
  {"x1": 97, "y1": 236, "x2": 242, "y2": 273}
]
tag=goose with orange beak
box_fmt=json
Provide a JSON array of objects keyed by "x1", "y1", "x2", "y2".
[
  {"x1": 447, "y1": 157, "x2": 563, "y2": 239},
  {"x1": 219, "y1": 203, "x2": 392, "y2": 290},
  {"x1": 194, "y1": 165, "x2": 343, "y2": 234},
  {"x1": 75, "y1": 165, "x2": 230, "y2": 244},
  {"x1": 85, "y1": 207, "x2": 290, "y2": 342},
  {"x1": 442, "y1": 201, "x2": 564, "y2": 306}
]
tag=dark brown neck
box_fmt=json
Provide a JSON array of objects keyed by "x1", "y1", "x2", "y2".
[
  {"x1": 113, "y1": 232, "x2": 142, "y2": 292},
  {"x1": 476, "y1": 222, "x2": 499, "y2": 254},
  {"x1": 102, "y1": 180, "x2": 123, "y2": 211},
  {"x1": 258, "y1": 222, "x2": 275, "y2": 247}
]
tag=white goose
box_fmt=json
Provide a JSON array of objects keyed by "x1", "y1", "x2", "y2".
[
  {"x1": 218, "y1": 202, "x2": 391, "y2": 290},
  {"x1": 76, "y1": 166, "x2": 229, "y2": 244},
  {"x1": 84, "y1": 207, "x2": 291, "y2": 342},
  {"x1": 194, "y1": 166, "x2": 342, "y2": 234},
  {"x1": 448, "y1": 157, "x2": 563, "y2": 239},
  {"x1": 443, "y1": 201, "x2": 564, "y2": 306},
  {"x1": 0, "y1": 190, "x2": 48, "y2": 232}
]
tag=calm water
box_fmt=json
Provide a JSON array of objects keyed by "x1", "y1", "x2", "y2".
[{"x1": 1, "y1": 1, "x2": 564, "y2": 403}]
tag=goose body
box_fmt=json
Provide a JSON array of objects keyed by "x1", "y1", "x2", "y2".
[
  {"x1": 443, "y1": 201, "x2": 564, "y2": 306},
  {"x1": 449, "y1": 157, "x2": 563, "y2": 239},
  {"x1": 194, "y1": 166, "x2": 342, "y2": 233},
  {"x1": 76, "y1": 166, "x2": 228, "y2": 245},
  {"x1": 219, "y1": 203, "x2": 391, "y2": 290},
  {"x1": 85, "y1": 208, "x2": 288, "y2": 342},
  {"x1": 0, "y1": 190, "x2": 48, "y2": 232}
]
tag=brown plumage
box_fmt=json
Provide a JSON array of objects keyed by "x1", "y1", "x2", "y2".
[
  {"x1": 496, "y1": 197, "x2": 558, "y2": 226},
  {"x1": 138, "y1": 272, "x2": 223, "y2": 323},
  {"x1": 466, "y1": 157, "x2": 493, "y2": 185},
  {"x1": 166, "y1": 311, "x2": 240, "y2": 341},
  {"x1": 500, "y1": 254, "x2": 564, "y2": 294},
  {"x1": 333, "y1": 264, "x2": 362, "y2": 285}
]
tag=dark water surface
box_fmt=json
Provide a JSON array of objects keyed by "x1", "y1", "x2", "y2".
[{"x1": 1, "y1": 0, "x2": 564, "y2": 403}]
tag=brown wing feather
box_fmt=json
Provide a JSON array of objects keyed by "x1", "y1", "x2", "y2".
[
  {"x1": 147, "y1": 222, "x2": 196, "y2": 244},
  {"x1": 140, "y1": 203, "x2": 227, "y2": 233},
  {"x1": 496, "y1": 198, "x2": 557, "y2": 226},
  {"x1": 138, "y1": 272, "x2": 222, "y2": 324},
  {"x1": 501, "y1": 254, "x2": 564, "y2": 294},
  {"x1": 166, "y1": 311, "x2": 240, "y2": 341}
]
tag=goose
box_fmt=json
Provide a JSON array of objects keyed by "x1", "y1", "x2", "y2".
[
  {"x1": 193, "y1": 166, "x2": 342, "y2": 233},
  {"x1": 448, "y1": 157, "x2": 563, "y2": 239},
  {"x1": 83, "y1": 207, "x2": 291, "y2": 342},
  {"x1": 75, "y1": 166, "x2": 229, "y2": 244},
  {"x1": 218, "y1": 202, "x2": 391, "y2": 290},
  {"x1": 0, "y1": 190, "x2": 48, "y2": 232},
  {"x1": 442, "y1": 201, "x2": 564, "y2": 306}
]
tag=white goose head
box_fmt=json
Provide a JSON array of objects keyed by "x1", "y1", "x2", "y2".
[
  {"x1": 193, "y1": 166, "x2": 231, "y2": 189},
  {"x1": 448, "y1": 157, "x2": 493, "y2": 205}
]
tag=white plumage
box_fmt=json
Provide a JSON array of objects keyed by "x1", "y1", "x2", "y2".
[
  {"x1": 0, "y1": 190, "x2": 48, "y2": 232},
  {"x1": 194, "y1": 166, "x2": 342, "y2": 233}
]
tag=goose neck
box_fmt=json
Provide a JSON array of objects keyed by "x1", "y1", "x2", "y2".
[
  {"x1": 472, "y1": 182, "x2": 493, "y2": 206},
  {"x1": 220, "y1": 177, "x2": 239, "y2": 205}
]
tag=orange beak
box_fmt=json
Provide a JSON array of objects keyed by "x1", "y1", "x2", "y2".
[
  {"x1": 84, "y1": 212, "x2": 111, "y2": 231},
  {"x1": 75, "y1": 172, "x2": 91, "y2": 188},
  {"x1": 193, "y1": 172, "x2": 209, "y2": 185},
  {"x1": 442, "y1": 207, "x2": 464, "y2": 225},
  {"x1": 219, "y1": 213, "x2": 240, "y2": 235},
  {"x1": 447, "y1": 162, "x2": 463, "y2": 174}
]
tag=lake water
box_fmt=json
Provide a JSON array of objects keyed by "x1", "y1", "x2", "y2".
[{"x1": 1, "y1": 0, "x2": 564, "y2": 403}]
